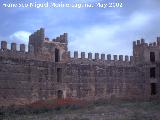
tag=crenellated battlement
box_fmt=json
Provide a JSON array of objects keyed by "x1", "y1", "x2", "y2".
[
  {"x1": 52, "y1": 33, "x2": 68, "y2": 44},
  {"x1": 0, "y1": 28, "x2": 69, "y2": 62},
  {"x1": 133, "y1": 37, "x2": 160, "y2": 63},
  {"x1": 133, "y1": 37, "x2": 160, "y2": 48},
  {"x1": 0, "y1": 38, "x2": 135, "y2": 66},
  {"x1": 70, "y1": 51, "x2": 132, "y2": 61},
  {"x1": 0, "y1": 41, "x2": 27, "y2": 52},
  {"x1": 0, "y1": 28, "x2": 160, "y2": 65},
  {"x1": 133, "y1": 38, "x2": 146, "y2": 46},
  {"x1": 0, "y1": 41, "x2": 53, "y2": 61},
  {"x1": 68, "y1": 51, "x2": 134, "y2": 66}
]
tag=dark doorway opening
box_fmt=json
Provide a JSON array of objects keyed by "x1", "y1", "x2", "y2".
[
  {"x1": 151, "y1": 83, "x2": 156, "y2": 95},
  {"x1": 55, "y1": 48, "x2": 59, "y2": 62},
  {"x1": 57, "y1": 68, "x2": 62, "y2": 82},
  {"x1": 150, "y1": 67, "x2": 155, "y2": 78},
  {"x1": 57, "y1": 90, "x2": 63, "y2": 99},
  {"x1": 150, "y1": 52, "x2": 155, "y2": 62}
]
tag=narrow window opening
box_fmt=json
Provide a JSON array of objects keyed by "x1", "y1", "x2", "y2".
[
  {"x1": 151, "y1": 83, "x2": 157, "y2": 95},
  {"x1": 150, "y1": 67, "x2": 155, "y2": 78},
  {"x1": 150, "y1": 52, "x2": 155, "y2": 62},
  {"x1": 55, "y1": 48, "x2": 59, "y2": 62},
  {"x1": 57, "y1": 90, "x2": 63, "y2": 99},
  {"x1": 57, "y1": 68, "x2": 62, "y2": 82}
]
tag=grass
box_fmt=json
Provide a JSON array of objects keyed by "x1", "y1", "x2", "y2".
[{"x1": 1, "y1": 99, "x2": 160, "y2": 120}]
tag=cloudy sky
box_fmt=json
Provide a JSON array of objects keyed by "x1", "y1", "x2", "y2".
[{"x1": 0, "y1": 0, "x2": 160, "y2": 56}]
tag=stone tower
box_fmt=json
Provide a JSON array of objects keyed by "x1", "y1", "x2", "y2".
[
  {"x1": 29, "y1": 28, "x2": 45, "y2": 54},
  {"x1": 133, "y1": 38, "x2": 160, "y2": 99}
]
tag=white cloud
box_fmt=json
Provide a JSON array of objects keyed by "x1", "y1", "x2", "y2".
[
  {"x1": 126, "y1": 12, "x2": 153, "y2": 29},
  {"x1": 100, "y1": 10, "x2": 123, "y2": 20},
  {"x1": 9, "y1": 31, "x2": 31, "y2": 44},
  {"x1": 69, "y1": 11, "x2": 158, "y2": 56},
  {"x1": 69, "y1": 25, "x2": 119, "y2": 51}
]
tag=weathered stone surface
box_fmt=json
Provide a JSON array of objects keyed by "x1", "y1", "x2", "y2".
[{"x1": 0, "y1": 28, "x2": 159, "y2": 106}]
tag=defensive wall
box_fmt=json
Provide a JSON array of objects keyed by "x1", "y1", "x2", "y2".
[{"x1": 0, "y1": 28, "x2": 160, "y2": 106}]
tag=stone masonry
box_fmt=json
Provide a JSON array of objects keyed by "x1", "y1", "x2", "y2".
[{"x1": 0, "y1": 28, "x2": 160, "y2": 106}]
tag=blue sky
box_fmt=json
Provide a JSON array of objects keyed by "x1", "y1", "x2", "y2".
[{"x1": 0, "y1": 0, "x2": 160, "y2": 56}]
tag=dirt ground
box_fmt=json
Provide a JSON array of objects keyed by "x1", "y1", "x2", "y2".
[{"x1": 1, "y1": 100, "x2": 160, "y2": 120}]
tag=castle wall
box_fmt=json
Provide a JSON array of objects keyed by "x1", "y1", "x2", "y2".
[
  {"x1": 64, "y1": 59, "x2": 146, "y2": 100},
  {"x1": 0, "y1": 28, "x2": 160, "y2": 106},
  {"x1": 0, "y1": 57, "x2": 31, "y2": 106},
  {"x1": 0, "y1": 56, "x2": 146, "y2": 106},
  {"x1": 0, "y1": 56, "x2": 61, "y2": 106}
]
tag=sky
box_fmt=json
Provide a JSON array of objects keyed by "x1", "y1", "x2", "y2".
[{"x1": 0, "y1": 0, "x2": 160, "y2": 56}]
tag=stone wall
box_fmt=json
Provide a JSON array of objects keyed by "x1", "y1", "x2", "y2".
[
  {"x1": 0, "y1": 56, "x2": 146, "y2": 106},
  {"x1": 0, "y1": 28, "x2": 160, "y2": 106}
]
